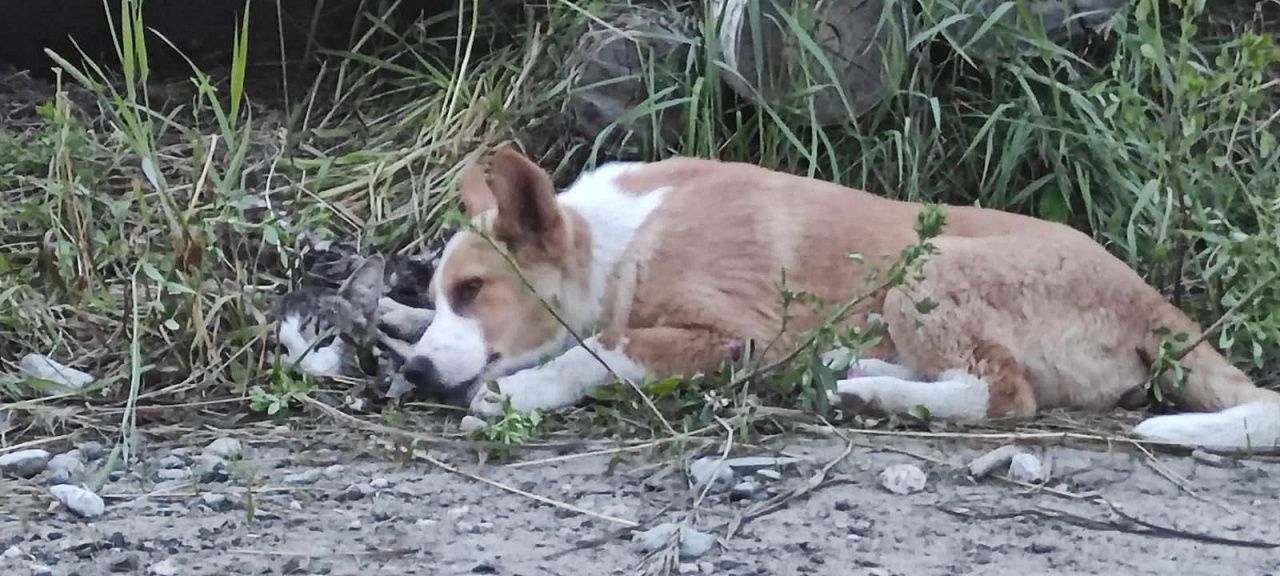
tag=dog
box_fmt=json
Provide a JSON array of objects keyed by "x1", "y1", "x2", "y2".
[{"x1": 397, "y1": 145, "x2": 1280, "y2": 450}]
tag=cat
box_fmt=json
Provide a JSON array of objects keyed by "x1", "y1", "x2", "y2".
[{"x1": 273, "y1": 236, "x2": 443, "y2": 399}]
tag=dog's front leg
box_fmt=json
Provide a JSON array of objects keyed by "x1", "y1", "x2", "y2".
[{"x1": 470, "y1": 335, "x2": 648, "y2": 417}]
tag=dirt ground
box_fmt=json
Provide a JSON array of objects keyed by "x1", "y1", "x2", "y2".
[{"x1": 3, "y1": 425, "x2": 1279, "y2": 576}]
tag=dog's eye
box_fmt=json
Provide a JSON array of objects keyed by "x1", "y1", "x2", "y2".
[
  {"x1": 316, "y1": 334, "x2": 337, "y2": 348},
  {"x1": 452, "y1": 277, "x2": 484, "y2": 308}
]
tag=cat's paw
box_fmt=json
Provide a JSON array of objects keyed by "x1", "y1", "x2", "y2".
[{"x1": 468, "y1": 386, "x2": 508, "y2": 418}]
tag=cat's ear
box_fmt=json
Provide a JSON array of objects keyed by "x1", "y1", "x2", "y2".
[{"x1": 339, "y1": 255, "x2": 385, "y2": 327}]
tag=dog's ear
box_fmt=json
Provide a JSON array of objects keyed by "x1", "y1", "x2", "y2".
[
  {"x1": 339, "y1": 254, "x2": 385, "y2": 329},
  {"x1": 487, "y1": 145, "x2": 564, "y2": 251},
  {"x1": 458, "y1": 155, "x2": 497, "y2": 218}
]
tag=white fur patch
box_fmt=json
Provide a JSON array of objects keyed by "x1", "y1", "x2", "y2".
[
  {"x1": 277, "y1": 315, "x2": 346, "y2": 377},
  {"x1": 833, "y1": 369, "x2": 990, "y2": 422},
  {"x1": 557, "y1": 162, "x2": 668, "y2": 330},
  {"x1": 1133, "y1": 401, "x2": 1280, "y2": 450},
  {"x1": 470, "y1": 336, "x2": 648, "y2": 416},
  {"x1": 408, "y1": 239, "x2": 490, "y2": 388}
]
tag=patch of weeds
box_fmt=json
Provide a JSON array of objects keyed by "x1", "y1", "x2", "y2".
[
  {"x1": 248, "y1": 364, "x2": 314, "y2": 418},
  {"x1": 466, "y1": 402, "x2": 545, "y2": 461}
]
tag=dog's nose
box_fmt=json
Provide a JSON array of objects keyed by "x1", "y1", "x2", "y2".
[{"x1": 402, "y1": 356, "x2": 441, "y2": 392}]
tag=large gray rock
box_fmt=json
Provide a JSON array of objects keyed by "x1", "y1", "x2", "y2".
[{"x1": 564, "y1": 3, "x2": 697, "y2": 155}]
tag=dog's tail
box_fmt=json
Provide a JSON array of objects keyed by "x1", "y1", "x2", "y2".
[{"x1": 1131, "y1": 299, "x2": 1280, "y2": 451}]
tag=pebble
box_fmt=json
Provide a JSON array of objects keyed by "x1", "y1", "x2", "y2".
[
  {"x1": 149, "y1": 559, "x2": 180, "y2": 576},
  {"x1": 369, "y1": 477, "x2": 391, "y2": 490},
  {"x1": 203, "y1": 437, "x2": 243, "y2": 460},
  {"x1": 156, "y1": 454, "x2": 185, "y2": 469},
  {"x1": 336, "y1": 484, "x2": 367, "y2": 502},
  {"x1": 967, "y1": 445, "x2": 1024, "y2": 478},
  {"x1": 49, "y1": 484, "x2": 105, "y2": 519},
  {"x1": 28, "y1": 563, "x2": 53, "y2": 575},
  {"x1": 459, "y1": 415, "x2": 488, "y2": 433},
  {"x1": 77, "y1": 441, "x2": 106, "y2": 461},
  {"x1": 634, "y1": 523, "x2": 717, "y2": 559},
  {"x1": 19, "y1": 353, "x2": 95, "y2": 389},
  {"x1": 0, "y1": 449, "x2": 51, "y2": 479},
  {"x1": 195, "y1": 454, "x2": 229, "y2": 483},
  {"x1": 730, "y1": 480, "x2": 761, "y2": 501},
  {"x1": 1191, "y1": 449, "x2": 1234, "y2": 468},
  {"x1": 1008, "y1": 453, "x2": 1047, "y2": 483},
  {"x1": 721, "y1": 456, "x2": 801, "y2": 474},
  {"x1": 755, "y1": 469, "x2": 783, "y2": 481},
  {"x1": 3, "y1": 545, "x2": 22, "y2": 559},
  {"x1": 155, "y1": 469, "x2": 189, "y2": 482},
  {"x1": 323, "y1": 465, "x2": 346, "y2": 479},
  {"x1": 110, "y1": 553, "x2": 141, "y2": 572},
  {"x1": 688, "y1": 458, "x2": 735, "y2": 492},
  {"x1": 47, "y1": 450, "x2": 86, "y2": 485},
  {"x1": 282, "y1": 469, "x2": 322, "y2": 485},
  {"x1": 200, "y1": 493, "x2": 236, "y2": 512},
  {"x1": 878, "y1": 464, "x2": 927, "y2": 495},
  {"x1": 348, "y1": 520, "x2": 363, "y2": 530}
]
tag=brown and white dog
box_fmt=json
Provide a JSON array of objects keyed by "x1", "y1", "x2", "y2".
[{"x1": 399, "y1": 145, "x2": 1280, "y2": 450}]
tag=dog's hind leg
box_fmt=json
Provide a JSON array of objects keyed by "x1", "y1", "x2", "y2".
[{"x1": 1130, "y1": 304, "x2": 1280, "y2": 450}]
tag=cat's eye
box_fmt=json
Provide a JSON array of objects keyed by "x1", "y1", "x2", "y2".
[
  {"x1": 316, "y1": 334, "x2": 337, "y2": 348},
  {"x1": 452, "y1": 277, "x2": 484, "y2": 308}
]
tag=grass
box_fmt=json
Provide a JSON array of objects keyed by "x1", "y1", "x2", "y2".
[{"x1": 0, "y1": 0, "x2": 1278, "y2": 457}]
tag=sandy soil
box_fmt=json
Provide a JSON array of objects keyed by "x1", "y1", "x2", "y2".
[{"x1": 3, "y1": 426, "x2": 1279, "y2": 576}]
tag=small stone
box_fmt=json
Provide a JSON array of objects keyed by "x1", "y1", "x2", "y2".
[
  {"x1": 678, "y1": 563, "x2": 700, "y2": 574},
  {"x1": 0, "y1": 449, "x2": 51, "y2": 479},
  {"x1": 967, "y1": 445, "x2": 1024, "y2": 478},
  {"x1": 19, "y1": 353, "x2": 95, "y2": 390},
  {"x1": 3, "y1": 545, "x2": 23, "y2": 559},
  {"x1": 878, "y1": 464, "x2": 927, "y2": 495},
  {"x1": 755, "y1": 469, "x2": 782, "y2": 481},
  {"x1": 369, "y1": 477, "x2": 390, "y2": 490},
  {"x1": 1008, "y1": 453, "x2": 1047, "y2": 483},
  {"x1": 336, "y1": 484, "x2": 367, "y2": 502},
  {"x1": 688, "y1": 458, "x2": 735, "y2": 492},
  {"x1": 203, "y1": 437, "x2": 242, "y2": 460},
  {"x1": 633, "y1": 523, "x2": 715, "y2": 559},
  {"x1": 323, "y1": 465, "x2": 345, "y2": 479},
  {"x1": 1191, "y1": 449, "x2": 1234, "y2": 468},
  {"x1": 195, "y1": 454, "x2": 229, "y2": 483},
  {"x1": 107, "y1": 531, "x2": 127, "y2": 548},
  {"x1": 28, "y1": 563, "x2": 53, "y2": 575},
  {"x1": 48, "y1": 450, "x2": 86, "y2": 485},
  {"x1": 156, "y1": 454, "x2": 185, "y2": 469},
  {"x1": 720, "y1": 456, "x2": 802, "y2": 474},
  {"x1": 149, "y1": 558, "x2": 180, "y2": 576},
  {"x1": 678, "y1": 528, "x2": 716, "y2": 559},
  {"x1": 1028, "y1": 540, "x2": 1056, "y2": 554},
  {"x1": 76, "y1": 441, "x2": 106, "y2": 461},
  {"x1": 730, "y1": 480, "x2": 761, "y2": 501},
  {"x1": 635, "y1": 523, "x2": 680, "y2": 552},
  {"x1": 155, "y1": 469, "x2": 189, "y2": 482},
  {"x1": 282, "y1": 469, "x2": 322, "y2": 485},
  {"x1": 200, "y1": 493, "x2": 236, "y2": 512},
  {"x1": 460, "y1": 415, "x2": 488, "y2": 433},
  {"x1": 348, "y1": 520, "x2": 363, "y2": 530},
  {"x1": 49, "y1": 484, "x2": 105, "y2": 518}
]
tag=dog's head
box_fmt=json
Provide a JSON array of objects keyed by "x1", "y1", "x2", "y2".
[{"x1": 401, "y1": 146, "x2": 588, "y2": 404}]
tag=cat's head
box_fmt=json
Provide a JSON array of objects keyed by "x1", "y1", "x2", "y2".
[{"x1": 274, "y1": 255, "x2": 385, "y2": 377}]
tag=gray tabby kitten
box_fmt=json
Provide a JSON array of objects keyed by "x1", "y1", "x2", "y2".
[{"x1": 273, "y1": 238, "x2": 442, "y2": 399}]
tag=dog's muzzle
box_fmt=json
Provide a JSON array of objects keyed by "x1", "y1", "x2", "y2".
[{"x1": 401, "y1": 356, "x2": 477, "y2": 406}]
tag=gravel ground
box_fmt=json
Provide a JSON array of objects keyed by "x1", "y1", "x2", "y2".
[{"x1": 3, "y1": 426, "x2": 1280, "y2": 576}]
